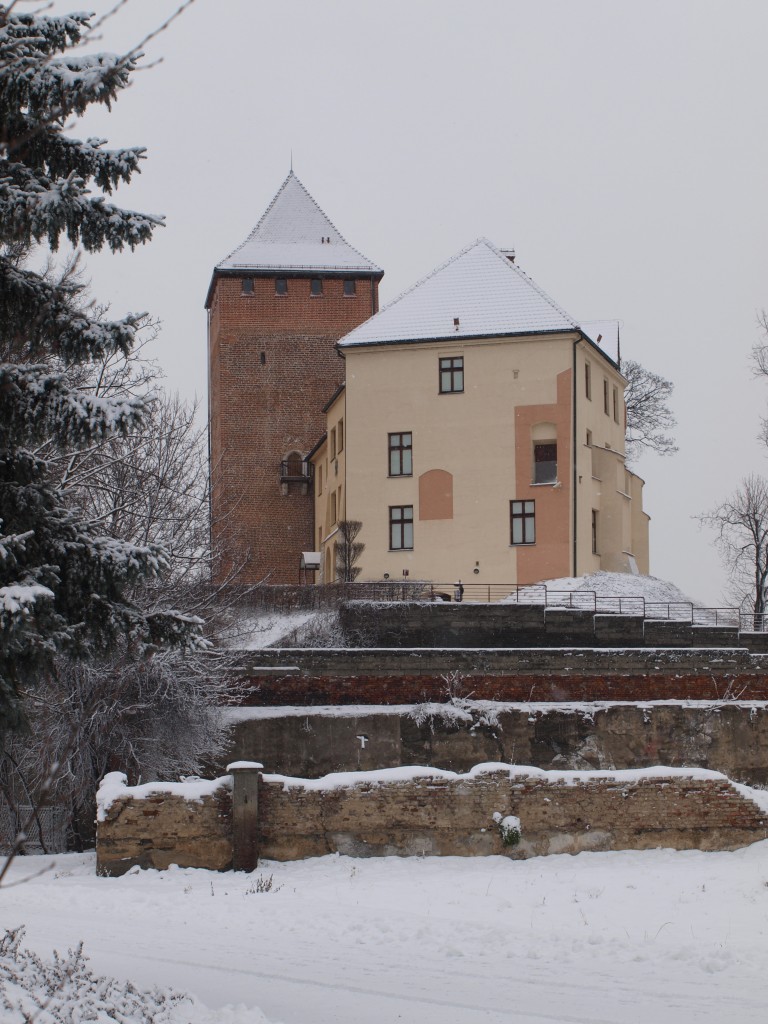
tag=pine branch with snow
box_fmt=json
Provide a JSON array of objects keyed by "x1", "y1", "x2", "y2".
[{"x1": 0, "y1": 5, "x2": 200, "y2": 733}]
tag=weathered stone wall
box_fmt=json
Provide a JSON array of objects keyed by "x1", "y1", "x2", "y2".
[
  {"x1": 97, "y1": 779, "x2": 233, "y2": 876},
  {"x1": 256, "y1": 767, "x2": 768, "y2": 861},
  {"x1": 223, "y1": 702, "x2": 768, "y2": 786},
  {"x1": 238, "y1": 645, "x2": 768, "y2": 705},
  {"x1": 95, "y1": 765, "x2": 768, "y2": 874}
]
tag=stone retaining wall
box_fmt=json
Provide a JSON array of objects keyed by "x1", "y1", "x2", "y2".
[
  {"x1": 336, "y1": 602, "x2": 768, "y2": 651},
  {"x1": 224, "y1": 701, "x2": 768, "y2": 786},
  {"x1": 95, "y1": 765, "x2": 768, "y2": 876}
]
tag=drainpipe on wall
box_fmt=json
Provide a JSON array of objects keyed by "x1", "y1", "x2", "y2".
[
  {"x1": 206, "y1": 304, "x2": 214, "y2": 579},
  {"x1": 572, "y1": 338, "x2": 579, "y2": 578}
]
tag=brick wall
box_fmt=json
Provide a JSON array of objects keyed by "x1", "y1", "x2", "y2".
[
  {"x1": 97, "y1": 783, "x2": 233, "y2": 874},
  {"x1": 208, "y1": 274, "x2": 379, "y2": 583},
  {"x1": 96, "y1": 766, "x2": 768, "y2": 874},
  {"x1": 237, "y1": 646, "x2": 768, "y2": 704},
  {"x1": 257, "y1": 768, "x2": 767, "y2": 860}
]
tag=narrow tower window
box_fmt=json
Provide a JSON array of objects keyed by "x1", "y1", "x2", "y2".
[
  {"x1": 343, "y1": 279, "x2": 356, "y2": 297},
  {"x1": 275, "y1": 278, "x2": 288, "y2": 296},
  {"x1": 310, "y1": 278, "x2": 323, "y2": 297}
]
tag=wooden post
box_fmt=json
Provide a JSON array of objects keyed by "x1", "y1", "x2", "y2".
[{"x1": 228, "y1": 761, "x2": 263, "y2": 872}]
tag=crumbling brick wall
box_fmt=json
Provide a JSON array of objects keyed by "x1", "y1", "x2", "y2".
[
  {"x1": 96, "y1": 766, "x2": 767, "y2": 875},
  {"x1": 97, "y1": 777, "x2": 233, "y2": 876}
]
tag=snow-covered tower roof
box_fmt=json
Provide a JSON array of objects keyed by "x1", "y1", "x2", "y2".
[
  {"x1": 206, "y1": 172, "x2": 381, "y2": 306},
  {"x1": 338, "y1": 238, "x2": 581, "y2": 349}
]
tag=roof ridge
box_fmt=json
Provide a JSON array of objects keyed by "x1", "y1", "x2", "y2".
[{"x1": 480, "y1": 238, "x2": 580, "y2": 330}]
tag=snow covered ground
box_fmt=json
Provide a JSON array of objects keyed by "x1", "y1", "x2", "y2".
[{"x1": 5, "y1": 842, "x2": 768, "y2": 1023}]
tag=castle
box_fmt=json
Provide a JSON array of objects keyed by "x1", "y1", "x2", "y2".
[{"x1": 207, "y1": 172, "x2": 648, "y2": 586}]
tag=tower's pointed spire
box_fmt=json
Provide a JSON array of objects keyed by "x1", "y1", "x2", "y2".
[{"x1": 216, "y1": 172, "x2": 381, "y2": 274}]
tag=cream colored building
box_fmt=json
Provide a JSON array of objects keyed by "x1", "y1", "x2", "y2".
[{"x1": 310, "y1": 239, "x2": 649, "y2": 586}]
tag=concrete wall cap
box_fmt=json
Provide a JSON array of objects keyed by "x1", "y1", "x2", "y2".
[{"x1": 227, "y1": 761, "x2": 264, "y2": 772}]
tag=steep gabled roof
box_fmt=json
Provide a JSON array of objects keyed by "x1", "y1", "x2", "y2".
[
  {"x1": 215, "y1": 171, "x2": 382, "y2": 275},
  {"x1": 338, "y1": 238, "x2": 579, "y2": 348}
]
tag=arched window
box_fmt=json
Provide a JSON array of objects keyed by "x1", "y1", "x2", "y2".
[{"x1": 280, "y1": 450, "x2": 310, "y2": 483}]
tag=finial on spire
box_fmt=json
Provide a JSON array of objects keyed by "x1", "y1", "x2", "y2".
[{"x1": 290, "y1": 149, "x2": 293, "y2": 173}]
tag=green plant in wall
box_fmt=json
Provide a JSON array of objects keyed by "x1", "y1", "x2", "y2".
[{"x1": 493, "y1": 811, "x2": 522, "y2": 847}]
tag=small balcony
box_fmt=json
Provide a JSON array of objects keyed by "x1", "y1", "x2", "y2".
[{"x1": 280, "y1": 458, "x2": 313, "y2": 484}]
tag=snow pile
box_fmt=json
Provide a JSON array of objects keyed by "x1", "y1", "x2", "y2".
[
  {"x1": 504, "y1": 570, "x2": 701, "y2": 614},
  {"x1": 96, "y1": 772, "x2": 231, "y2": 823}
]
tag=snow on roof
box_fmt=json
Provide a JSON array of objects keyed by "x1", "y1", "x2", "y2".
[
  {"x1": 338, "y1": 238, "x2": 580, "y2": 348},
  {"x1": 216, "y1": 171, "x2": 382, "y2": 274}
]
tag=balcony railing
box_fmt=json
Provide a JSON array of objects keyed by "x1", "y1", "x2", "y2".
[{"x1": 280, "y1": 459, "x2": 313, "y2": 483}]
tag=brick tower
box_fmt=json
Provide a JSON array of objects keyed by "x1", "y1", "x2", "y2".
[{"x1": 206, "y1": 172, "x2": 382, "y2": 583}]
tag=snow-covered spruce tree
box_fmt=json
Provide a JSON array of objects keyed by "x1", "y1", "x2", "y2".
[
  {"x1": 0, "y1": 9, "x2": 202, "y2": 733},
  {"x1": 2, "y1": 383, "x2": 239, "y2": 848}
]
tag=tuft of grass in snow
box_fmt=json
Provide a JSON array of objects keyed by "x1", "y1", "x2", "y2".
[{"x1": 244, "y1": 873, "x2": 283, "y2": 895}]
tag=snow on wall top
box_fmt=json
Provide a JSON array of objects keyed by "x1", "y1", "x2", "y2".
[
  {"x1": 263, "y1": 762, "x2": 752, "y2": 794},
  {"x1": 338, "y1": 238, "x2": 580, "y2": 348},
  {"x1": 216, "y1": 171, "x2": 381, "y2": 274},
  {"x1": 96, "y1": 771, "x2": 232, "y2": 822}
]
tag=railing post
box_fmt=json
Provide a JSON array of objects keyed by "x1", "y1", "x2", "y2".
[{"x1": 228, "y1": 761, "x2": 263, "y2": 872}]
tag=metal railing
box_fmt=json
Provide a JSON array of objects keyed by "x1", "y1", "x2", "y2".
[
  {"x1": 329, "y1": 581, "x2": 768, "y2": 632},
  {"x1": 279, "y1": 459, "x2": 313, "y2": 483}
]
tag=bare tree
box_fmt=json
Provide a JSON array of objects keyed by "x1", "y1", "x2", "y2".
[
  {"x1": 622, "y1": 358, "x2": 678, "y2": 463},
  {"x1": 335, "y1": 520, "x2": 365, "y2": 582},
  {"x1": 750, "y1": 310, "x2": 768, "y2": 447},
  {"x1": 698, "y1": 475, "x2": 768, "y2": 627}
]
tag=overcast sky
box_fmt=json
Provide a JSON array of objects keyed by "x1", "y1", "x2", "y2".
[{"x1": 48, "y1": 0, "x2": 768, "y2": 606}]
